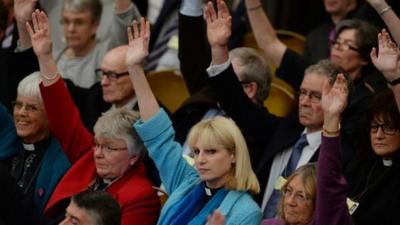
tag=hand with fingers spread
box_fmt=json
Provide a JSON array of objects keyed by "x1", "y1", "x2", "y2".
[
  {"x1": 205, "y1": 0, "x2": 232, "y2": 48},
  {"x1": 26, "y1": 10, "x2": 52, "y2": 58},
  {"x1": 126, "y1": 18, "x2": 150, "y2": 69},
  {"x1": 321, "y1": 74, "x2": 348, "y2": 126},
  {"x1": 14, "y1": 0, "x2": 37, "y2": 23},
  {"x1": 370, "y1": 29, "x2": 400, "y2": 81}
]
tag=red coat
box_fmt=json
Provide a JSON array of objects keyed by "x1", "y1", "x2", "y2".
[{"x1": 40, "y1": 79, "x2": 160, "y2": 225}]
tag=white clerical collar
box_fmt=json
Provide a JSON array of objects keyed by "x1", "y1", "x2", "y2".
[
  {"x1": 23, "y1": 143, "x2": 35, "y2": 151},
  {"x1": 382, "y1": 159, "x2": 393, "y2": 167}
]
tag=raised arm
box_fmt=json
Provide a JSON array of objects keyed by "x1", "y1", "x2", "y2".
[
  {"x1": 205, "y1": 0, "x2": 231, "y2": 65},
  {"x1": 370, "y1": 29, "x2": 400, "y2": 111},
  {"x1": 366, "y1": 0, "x2": 400, "y2": 46},
  {"x1": 27, "y1": 10, "x2": 92, "y2": 163},
  {"x1": 316, "y1": 73, "x2": 352, "y2": 225},
  {"x1": 126, "y1": 18, "x2": 159, "y2": 121},
  {"x1": 244, "y1": 0, "x2": 286, "y2": 66},
  {"x1": 129, "y1": 19, "x2": 198, "y2": 193},
  {"x1": 14, "y1": 0, "x2": 37, "y2": 49}
]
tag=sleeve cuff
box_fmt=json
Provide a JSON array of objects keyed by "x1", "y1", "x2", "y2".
[
  {"x1": 180, "y1": 0, "x2": 203, "y2": 16},
  {"x1": 134, "y1": 108, "x2": 171, "y2": 141},
  {"x1": 206, "y1": 59, "x2": 231, "y2": 77}
]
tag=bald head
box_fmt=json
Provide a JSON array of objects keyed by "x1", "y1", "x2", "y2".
[
  {"x1": 102, "y1": 45, "x2": 128, "y2": 72},
  {"x1": 100, "y1": 45, "x2": 135, "y2": 107}
]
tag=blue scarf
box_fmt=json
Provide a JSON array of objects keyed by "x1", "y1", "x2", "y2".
[{"x1": 161, "y1": 183, "x2": 228, "y2": 225}]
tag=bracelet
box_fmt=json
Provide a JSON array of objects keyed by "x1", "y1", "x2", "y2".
[
  {"x1": 41, "y1": 71, "x2": 59, "y2": 80},
  {"x1": 247, "y1": 4, "x2": 262, "y2": 11},
  {"x1": 379, "y1": 6, "x2": 392, "y2": 16},
  {"x1": 323, "y1": 123, "x2": 341, "y2": 136},
  {"x1": 387, "y1": 77, "x2": 400, "y2": 86}
]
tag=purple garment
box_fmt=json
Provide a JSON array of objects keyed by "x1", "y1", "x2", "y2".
[
  {"x1": 261, "y1": 136, "x2": 353, "y2": 225},
  {"x1": 261, "y1": 219, "x2": 284, "y2": 225}
]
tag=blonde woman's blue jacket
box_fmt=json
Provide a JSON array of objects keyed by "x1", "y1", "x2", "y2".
[{"x1": 134, "y1": 109, "x2": 261, "y2": 225}]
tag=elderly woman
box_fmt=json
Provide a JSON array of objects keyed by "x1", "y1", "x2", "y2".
[
  {"x1": 27, "y1": 11, "x2": 160, "y2": 225},
  {"x1": 125, "y1": 18, "x2": 261, "y2": 225},
  {"x1": 0, "y1": 72, "x2": 70, "y2": 212}
]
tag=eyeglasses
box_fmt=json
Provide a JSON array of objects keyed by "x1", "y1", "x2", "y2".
[
  {"x1": 330, "y1": 39, "x2": 359, "y2": 52},
  {"x1": 370, "y1": 123, "x2": 398, "y2": 136},
  {"x1": 12, "y1": 100, "x2": 43, "y2": 113},
  {"x1": 298, "y1": 89, "x2": 322, "y2": 103},
  {"x1": 95, "y1": 69, "x2": 129, "y2": 81},
  {"x1": 282, "y1": 187, "x2": 310, "y2": 203},
  {"x1": 93, "y1": 141, "x2": 127, "y2": 153}
]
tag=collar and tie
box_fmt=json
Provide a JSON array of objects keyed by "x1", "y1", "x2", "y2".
[{"x1": 263, "y1": 134, "x2": 309, "y2": 218}]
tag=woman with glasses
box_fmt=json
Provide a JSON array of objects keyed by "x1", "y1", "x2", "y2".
[
  {"x1": 343, "y1": 30, "x2": 400, "y2": 225},
  {"x1": 0, "y1": 72, "x2": 71, "y2": 213},
  {"x1": 26, "y1": 10, "x2": 160, "y2": 225}
]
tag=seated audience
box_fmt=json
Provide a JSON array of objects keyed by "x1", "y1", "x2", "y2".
[
  {"x1": 208, "y1": 72, "x2": 353, "y2": 225},
  {"x1": 59, "y1": 190, "x2": 121, "y2": 225},
  {"x1": 27, "y1": 10, "x2": 160, "y2": 225},
  {"x1": 0, "y1": 72, "x2": 70, "y2": 212},
  {"x1": 128, "y1": 18, "x2": 262, "y2": 224},
  {"x1": 245, "y1": 0, "x2": 388, "y2": 164},
  {"x1": 204, "y1": 0, "x2": 348, "y2": 218}
]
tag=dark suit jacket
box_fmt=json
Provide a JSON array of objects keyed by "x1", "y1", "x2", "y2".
[
  {"x1": 0, "y1": 23, "x2": 39, "y2": 112},
  {"x1": 209, "y1": 65, "x2": 321, "y2": 204},
  {"x1": 276, "y1": 48, "x2": 387, "y2": 164},
  {"x1": 0, "y1": 162, "x2": 51, "y2": 225},
  {"x1": 171, "y1": 12, "x2": 220, "y2": 145}
]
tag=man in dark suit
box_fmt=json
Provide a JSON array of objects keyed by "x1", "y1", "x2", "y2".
[
  {"x1": 203, "y1": 0, "x2": 341, "y2": 219},
  {"x1": 174, "y1": 0, "x2": 272, "y2": 155}
]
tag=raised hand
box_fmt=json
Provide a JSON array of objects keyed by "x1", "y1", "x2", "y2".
[
  {"x1": 370, "y1": 29, "x2": 400, "y2": 81},
  {"x1": 321, "y1": 74, "x2": 348, "y2": 119},
  {"x1": 205, "y1": 0, "x2": 232, "y2": 48},
  {"x1": 26, "y1": 10, "x2": 52, "y2": 57},
  {"x1": 207, "y1": 210, "x2": 225, "y2": 225},
  {"x1": 126, "y1": 18, "x2": 150, "y2": 69},
  {"x1": 14, "y1": 0, "x2": 37, "y2": 23}
]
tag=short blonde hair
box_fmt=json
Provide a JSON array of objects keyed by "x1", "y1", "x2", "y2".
[
  {"x1": 187, "y1": 116, "x2": 260, "y2": 194},
  {"x1": 278, "y1": 163, "x2": 316, "y2": 221}
]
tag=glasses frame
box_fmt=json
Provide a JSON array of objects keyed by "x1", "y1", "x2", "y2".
[
  {"x1": 282, "y1": 186, "x2": 311, "y2": 203},
  {"x1": 370, "y1": 123, "x2": 398, "y2": 136},
  {"x1": 298, "y1": 88, "x2": 322, "y2": 104},
  {"x1": 93, "y1": 142, "x2": 128, "y2": 154},
  {"x1": 95, "y1": 69, "x2": 130, "y2": 81},
  {"x1": 330, "y1": 39, "x2": 360, "y2": 52}
]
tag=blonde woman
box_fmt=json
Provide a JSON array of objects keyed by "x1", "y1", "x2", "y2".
[{"x1": 128, "y1": 18, "x2": 262, "y2": 225}]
